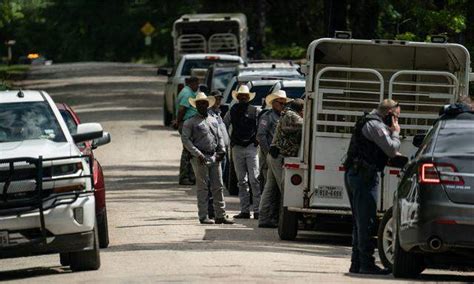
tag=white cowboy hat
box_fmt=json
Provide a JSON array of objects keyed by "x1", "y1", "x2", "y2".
[
  {"x1": 265, "y1": 90, "x2": 292, "y2": 107},
  {"x1": 231, "y1": 85, "x2": 256, "y2": 102},
  {"x1": 189, "y1": 92, "x2": 216, "y2": 108}
]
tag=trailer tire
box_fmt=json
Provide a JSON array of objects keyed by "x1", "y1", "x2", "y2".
[
  {"x1": 69, "y1": 224, "x2": 101, "y2": 272},
  {"x1": 278, "y1": 206, "x2": 298, "y2": 240},
  {"x1": 378, "y1": 207, "x2": 394, "y2": 270}
]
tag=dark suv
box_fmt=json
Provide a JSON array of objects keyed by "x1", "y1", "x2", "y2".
[{"x1": 391, "y1": 107, "x2": 474, "y2": 278}]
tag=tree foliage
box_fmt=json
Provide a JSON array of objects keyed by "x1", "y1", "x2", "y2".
[{"x1": 0, "y1": 0, "x2": 473, "y2": 63}]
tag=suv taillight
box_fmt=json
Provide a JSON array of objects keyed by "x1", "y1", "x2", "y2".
[
  {"x1": 419, "y1": 163, "x2": 464, "y2": 185},
  {"x1": 177, "y1": 83, "x2": 184, "y2": 94}
]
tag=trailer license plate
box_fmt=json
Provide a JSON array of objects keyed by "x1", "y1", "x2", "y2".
[
  {"x1": 0, "y1": 231, "x2": 8, "y2": 246},
  {"x1": 316, "y1": 186, "x2": 343, "y2": 199}
]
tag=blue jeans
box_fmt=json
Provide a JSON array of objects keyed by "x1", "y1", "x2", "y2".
[{"x1": 345, "y1": 167, "x2": 379, "y2": 268}]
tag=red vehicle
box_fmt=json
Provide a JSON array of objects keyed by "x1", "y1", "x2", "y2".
[{"x1": 56, "y1": 103, "x2": 110, "y2": 248}]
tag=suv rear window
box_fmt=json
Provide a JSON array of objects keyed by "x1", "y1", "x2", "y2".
[
  {"x1": 435, "y1": 127, "x2": 474, "y2": 154},
  {"x1": 182, "y1": 59, "x2": 240, "y2": 76},
  {"x1": 0, "y1": 102, "x2": 66, "y2": 143}
]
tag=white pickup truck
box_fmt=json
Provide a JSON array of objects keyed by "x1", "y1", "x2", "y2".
[
  {"x1": 279, "y1": 37, "x2": 471, "y2": 268},
  {"x1": 0, "y1": 90, "x2": 106, "y2": 271},
  {"x1": 159, "y1": 53, "x2": 244, "y2": 126}
]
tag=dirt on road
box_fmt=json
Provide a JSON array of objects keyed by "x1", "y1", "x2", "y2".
[{"x1": 1, "y1": 62, "x2": 473, "y2": 283}]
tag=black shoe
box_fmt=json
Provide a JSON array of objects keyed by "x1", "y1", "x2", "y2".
[
  {"x1": 254, "y1": 213, "x2": 259, "y2": 220},
  {"x1": 359, "y1": 264, "x2": 391, "y2": 275},
  {"x1": 199, "y1": 218, "x2": 215, "y2": 224},
  {"x1": 233, "y1": 212, "x2": 250, "y2": 219},
  {"x1": 215, "y1": 217, "x2": 235, "y2": 224},
  {"x1": 258, "y1": 223, "x2": 278, "y2": 228},
  {"x1": 349, "y1": 262, "x2": 360, "y2": 274}
]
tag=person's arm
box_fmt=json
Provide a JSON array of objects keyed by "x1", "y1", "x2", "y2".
[
  {"x1": 280, "y1": 111, "x2": 303, "y2": 134},
  {"x1": 181, "y1": 121, "x2": 204, "y2": 158},
  {"x1": 223, "y1": 111, "x2": 231, "y2": 129},
  {"x1": 363, "y1": 120, "x2": 401, "y2": 158},
  {"x1": 256, "y1": 114, "x2": 271, "y2": 153}
]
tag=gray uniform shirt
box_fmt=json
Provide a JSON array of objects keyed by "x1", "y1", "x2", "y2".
[
  {"x1": 208, "y1": 108, "x2": 230, "y2": 147},
  {"x1": 181, "y1": 114, "x2": 225, "y2": 158},
  {"x1": 256, "y1": 109, "x2": 280, "y2": 154},
  {"x1": 362, "y1": 110, "x2": 401, "y2": 158}
]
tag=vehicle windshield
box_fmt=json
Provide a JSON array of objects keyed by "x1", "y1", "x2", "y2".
[
  {"x1": 0, "y1": 102, "x2": 66, "y2": 143},
  {"x1": 252, "y1": 85, "x2": 273, "y2": 106},
  {"x1": 212, "y1": 69, "x2": 237, "y2": 91},
  {"x1": 435, "y1": 127, "x2": 474, "y2": 154},
  {"x1": 182, "y1": 59, "x2": 240, "y2": 76},
  {"x1": 282, "y1": 87, "x2": 305, "y2": 99}
]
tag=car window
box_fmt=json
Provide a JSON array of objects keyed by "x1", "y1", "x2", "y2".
[
  {"x1": 181, "y1": 59, "x2": 240, "y2": 76},
  {"x1": 434, "y1": 127, "x2": 474, "y2": 154},
  {"x1": 212, "y1": 69, "x2": 237, "y2": 91},
  {"x1": 60, "y1": 109, "x2": 78, "y2": 134},
  {"x1": 0, "y1": 102, "x2": 66, "y2": 143},
  {"x1": 282, "y1": 87, "x2": 305, "y2": 99},
  {"x1": 252, "y1": 85, "x2": 273, "y2": 106},
  {"x1": 414, "y1": 126, "x2": 437, "y2": 158}
]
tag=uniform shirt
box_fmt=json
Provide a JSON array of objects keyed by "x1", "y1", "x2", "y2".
[
  {"x1": 181, "y1": 113, "x2": 225, "y2": 158},
  {"x1": 175, "y1": 86, "x2": 197, "y2": 121},
  {"x1": 272, "y1": 109, "x2": 303, "y2": 157},
  {"x1": 362, "y1": 110, "x2": 400, "y2": 158},
  {"x1": 257, "y1": 109, "x2": 281, "y2": 154},
  {"x1": 223, "y1": 103, "x2": 260, "y2": 147},
  {"x1": 209, "y1": 107, "x2": 230, "y2": 147}
]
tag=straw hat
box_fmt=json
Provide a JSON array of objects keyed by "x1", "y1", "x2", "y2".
[
  {"x1": 265, "y1": 90, "x2": 292, "y2": 107},
  {"x1": 231, "y1": 85, "x2": 256, "y2": 102},
  {"x1": 189, "y1": 92, "x2": 216, "y2": 108}
]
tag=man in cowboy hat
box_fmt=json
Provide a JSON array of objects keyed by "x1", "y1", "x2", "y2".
[
  {"x1": 259, "y1": 99, "x2": 304, "y2": 228},
  {"x1": 257, "y1": 90, "x2": 291, "y2": 192},
  {"x1": 224, "y1": 85, "x2": 261, "y2": 219},
  {"x1": 181, "y1": 92, "x2": 234, "y2": 225},
  {"x1": 175, "y1": 77, "x2": 200, "y2": 185}
]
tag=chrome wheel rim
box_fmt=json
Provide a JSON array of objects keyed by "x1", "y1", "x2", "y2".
[{"x1": 383, "y1": 216, "x2": 394, "y2": 265}]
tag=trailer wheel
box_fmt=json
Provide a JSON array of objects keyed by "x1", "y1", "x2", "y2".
[
  {"x1": 69, "y1": 224, "x2": 101, "y2": 271},
  {"x1": 392, "y1": 226, "x2": 424, "y2": 279},
  {"x1": 278, "y1": 206, "x2": 298, "y2": 240},
  {"x1": 378, "y1": 207, "x2": 394, "y2": 270},
  {"x1": 163, "y1": 96, "x2": 172, "y2": 126}
]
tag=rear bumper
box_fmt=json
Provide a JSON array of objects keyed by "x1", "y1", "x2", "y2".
[{"x1": 0, "y1": 230, "x2": 94, "y2": 259}]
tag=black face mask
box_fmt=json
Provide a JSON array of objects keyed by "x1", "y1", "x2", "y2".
[{"x1": 384, "y1": 113, "x2": 394, "y2": 127}]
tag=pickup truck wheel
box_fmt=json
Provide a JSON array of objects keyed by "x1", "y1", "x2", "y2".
[
  {"x1": 163, "y1": 96, "x2": 172, "y2": 126},
  {"x1": 69, "y1": 224, "x2": 101, "y2": 271},
  {"x1": 278, "y1": 206, "x2": 298, "y2": 240},
  {"x1": 59, "y1": 253, "x2": 70, "y2": 266},
  {"x1": 392, "y1": 216, "x2": 424, "y2": 278},
  {"x1": 97, "y1": 209, "x2": 110, "y2": 249},
  {"x1": 378, "y1": 207, "x2": 394, "y2": 270}
]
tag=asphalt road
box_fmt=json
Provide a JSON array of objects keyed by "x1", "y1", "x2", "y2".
[{"x1": 1, "y1": 62, "x2": 473, "y2": 283}]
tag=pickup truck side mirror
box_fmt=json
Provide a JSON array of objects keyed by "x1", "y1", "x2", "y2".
[
  {"x1": 72, "y1": 123, "x2": 103, "y2": 143},
  {"x1": 412, "y1": 133, "x2": 426, "y2": 148},
  {"x1": 92, "y1": 132, "x2": 111, "y2": 149},
  {"x1": 157, "y1": 68, "x2": 171, "y2": 77}
]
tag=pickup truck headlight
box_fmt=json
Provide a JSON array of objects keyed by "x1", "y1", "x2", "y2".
[{"x1": 51, "y1": 162, "x2": 83, "y2": 176}]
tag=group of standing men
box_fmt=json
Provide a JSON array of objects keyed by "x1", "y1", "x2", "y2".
[{"x1": 174, "y1": 77, "x2": 304, "y2": 227}]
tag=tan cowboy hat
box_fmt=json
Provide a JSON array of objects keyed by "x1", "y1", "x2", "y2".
[
  {"x1": 189, "y1": 92, "x2": 216, "y2": 108},
  {"x1": 265, "y1": 90, "x2": 292, "y2": 107},
  {"x1": 231, "y1": 85, "x2": 256, "y2": 102}
]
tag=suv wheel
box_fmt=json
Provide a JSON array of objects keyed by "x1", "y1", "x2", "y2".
[
  {"x1": 97, "y1": 209, "x2": 110, "y2": 249},
  {"x1": 392, "y1": 218, "x2": 424, "y2": 278},
  {"x1": 278, "y1": 205, "x2": 298, "y2": 240},
  {"x1": 378, "y1": 207, "x2": 394, "y2": 270},
  {"x1": 69, "y1": 224, "x2": 101, "y2": 271}
]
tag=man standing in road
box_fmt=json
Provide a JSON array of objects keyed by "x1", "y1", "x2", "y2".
[
  {"x1": 258, "y1": 99, "x2": 304, "y2": 228},
  {"x1": 224, "y1": 85, "x2": 261, "y2": 220},
  {"x1": 181, "y1": 92, "x2": 234, "y2": 225},
  {"x1": 343, "y1": 99, "x2": 401, "y2": 275},
  {"x1": 208, "y1": 90, "x2": 230, "y2": 172},
  {"x1": 256, "y1": 90, "x2": 290, "y2": 192},
  {"x1": 174, "y1": 77, "x2": 199, "y2": 185}
]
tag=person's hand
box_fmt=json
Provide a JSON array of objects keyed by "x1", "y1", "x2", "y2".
[
  {"x1": 172, "y1": 120, "x2": 179, "y2": 130},
  {"x1": 390, "y1": 115, "x2": 400, "y2": 133},
  {"x1": 198, "y1": 155, "x2": 207, "y2": 165}
]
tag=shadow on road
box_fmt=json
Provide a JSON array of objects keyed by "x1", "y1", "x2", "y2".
[{"x1": 0, "y1": 266, "x2": 70, "y2": 282}]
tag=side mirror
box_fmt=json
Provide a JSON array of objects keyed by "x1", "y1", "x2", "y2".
[
  {"x1": 92, "y1": 132, "x2": 111, "y2": 149},
  {"x1": 72, "y1": 123, "x2": 103, "y2": 143},
  {"x1": 157, "y1": 68, "x2": 170, "y2": 76},
  {"x1": 199, "y1": 84, "x2": 209, "y2": 94},
  {"x1": 412, "y1": 133, "x2": 426, "y2": 148}
]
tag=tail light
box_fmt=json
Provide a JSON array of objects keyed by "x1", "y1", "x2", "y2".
[
  {"x1": 177, "y1": 83, "x2": 184, "y2": 94},
  {"x1": 419, "y1": 163, "x2": 464, "y2": 185},
  {"x1": 290, "y1": 174, "x2": 302, "y2": 186}
]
